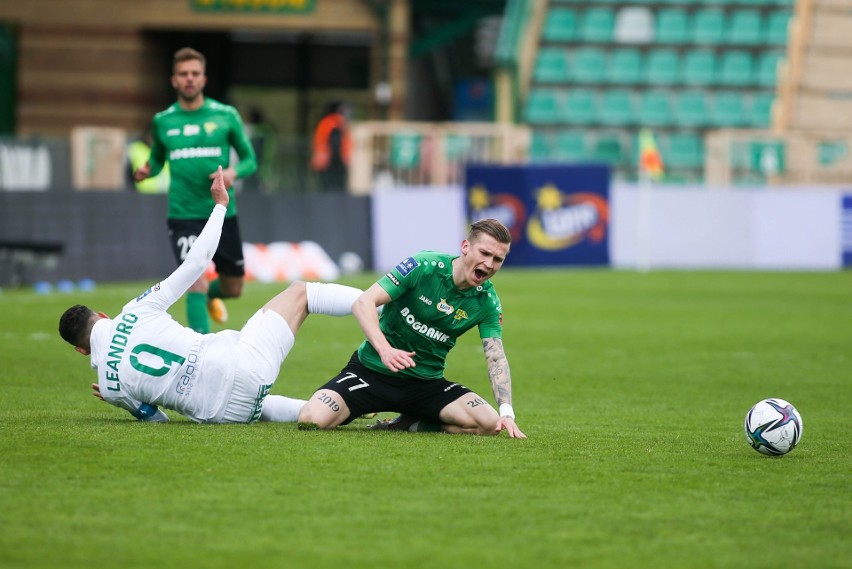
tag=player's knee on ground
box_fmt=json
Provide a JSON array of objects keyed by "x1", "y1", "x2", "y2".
[{"x1": 296, "y1": 399, "x2": 339, "y2": 430}]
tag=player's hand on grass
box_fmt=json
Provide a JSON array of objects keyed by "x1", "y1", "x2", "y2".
[
  {"x1": 496, "y1": 416, "x2": 526, "y2": 439},
  {"x1": 134, "y1": 161, "x2": 151, "y2": 182},
  {"x1": 91, "y1": 383, "x2": 104, "y2": 401},
  {"x1": 209, "y1": 166, "x2": 237, "y2": 190},
  {"x1": 209, "y1": 166, "x2": 230, "y2": 208},
  {"x1": 378, "y1": 347, "x2": 416, "y2": 372}
]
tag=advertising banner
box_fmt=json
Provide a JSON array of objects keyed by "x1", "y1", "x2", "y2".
[
  {"x1": 843, "y1": 194, "x2": 852, "y2": 268},
  {"x1": 466, "y1": 164, "x2": 610, "y2": 266}
]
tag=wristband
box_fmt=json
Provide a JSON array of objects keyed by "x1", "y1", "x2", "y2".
[{"x1": 499, "y1": 403, "x2": 515, "y2": 419}]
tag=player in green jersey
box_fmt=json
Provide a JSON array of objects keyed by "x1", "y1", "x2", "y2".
[
  {"x1": 134, "y1": 47, "x2": 257, "y2": 334},
  {"x1": 297, "y1": 219, "x2": 526, "y2": 438}
]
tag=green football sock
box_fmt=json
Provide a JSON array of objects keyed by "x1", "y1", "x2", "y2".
[
  {"x1": 208, "y1": 278, "x2": 223, "y2": 300},
  {"x1": 410, "y1": 420, "x2": 442, "y2": 433},
  {"x1": 186, "y1": 291, "x2": 210, "y2": 333}
]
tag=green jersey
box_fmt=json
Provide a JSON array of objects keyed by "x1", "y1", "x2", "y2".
[
  {"x1": 148, "y1": 98, "x2": 257, "y2": 219},
  {"x1": 358, "y1": 251, "x2": 503, "y2": 380}
]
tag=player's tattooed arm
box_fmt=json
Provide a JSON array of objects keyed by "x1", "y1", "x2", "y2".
[{"x1": 482, "y1": 337, "x2": 512, "y2": 406}]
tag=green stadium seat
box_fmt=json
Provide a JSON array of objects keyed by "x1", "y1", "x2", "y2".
[
  {"x1": 543, "y1": 8, "x2": 579, "y2": 42},
  {"x1": 766, "y1": 11, "x2": 792, "y2": 45},
  {"x1": 693, "y1": 9, "x2": 726, "y2": 44},
  {"x1": 666, "y1": 132, "x2": 705, "y2": 169},
  {"x1": 638, "y1": 90, "x2": 674, "y2": 127},
  {"x1": 727, "y1": 10, "x2": 763, "y2": 44},
  {"x1": 645, "y1": 49, "x2": 681, "y2": 85},
  {"x1": 607, "y1": 49, "x2": 643, "y2": 84},
  {"x1": 525, "y1": 89, "x2": 560, "y2": 124},
  {"x1": 676, "y1": 91, "x2": 709, "y2": 127},
  {"x1": 555, "y1": 131, "x2": 587, "y2": 161},
  {"x1": 534, "y1": 48, "x2": 570, "y2": 83},
  {"x1": 749, "y1": 93, "x2": 775, "y2": 127},
  {"x1": 563, "y1": 89, "x2": 598, "y2": 124},
  {"x1": 682, "y1": 50, "x2": 718, "y2": 86},
  {"x1": 719, "y1": 50, "x2": 754, "y2": 86},
  {"x1": 571, "y1": 48, "x2": 607, "y2": 83},
  {"x1": 712, "y1": 91, "x2": 746, "y2": 126},
  {"x1": 530, "y1": 132, "x2": 554, "y2": 162},
  {"x1": 599, "y1": 89, "x2": 635, "y2": 125},
  {"x1": 580, "y1": 8, "x2": 615, "y2": 42},
  {"x1": 592, "y1": 134, "x2": 625, "y2": 166},
  {"x1": 656, "y1": 9, "x2": 690, "y2": 44},
  {"x1": 757, "y1": 52, "x2": 784, "y2": 87}
]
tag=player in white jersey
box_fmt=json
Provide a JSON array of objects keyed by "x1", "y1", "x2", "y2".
[{"x1": 59, "y1": 167, "x2": 362, "y2": 424}]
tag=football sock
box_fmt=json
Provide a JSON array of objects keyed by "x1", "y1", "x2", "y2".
[
  {"x1": 408, "y1": 420, "x2": 442, "y2": 433},
  {"x1": 260, "y1": 395, "x2": 308, "y2": 422},
  {"x1": 186, "y1": 291, "x2": 210, "y2": 333},
  {"x1": 208, "y1": 278, "x2": 223, "y2": 299},
  {"x1": 306, "y1": 282, "x2": 363, "y2": 316}
]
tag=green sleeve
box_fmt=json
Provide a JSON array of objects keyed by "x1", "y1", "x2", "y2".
[
  {"x1": 147, "y1": 120, "x2": 167, "y2": 177},
  {"x1": 228, "y1": 111, "x2": 257, "y2": 179}
]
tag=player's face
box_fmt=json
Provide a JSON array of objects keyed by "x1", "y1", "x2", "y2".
[
  {"x1": 458, "y1": 234, "x2": 509, "y2": 289},
  {"x1": 171, "y1": 59, "x2": 206, "y2": 103}
]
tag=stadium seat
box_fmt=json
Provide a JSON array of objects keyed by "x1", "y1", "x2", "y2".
[
  {"x1": 719, "y1": 50, "x2": 754, "y2": 86},
  {"x1": 638, "y1": 90, "x2": 674, "y2": 127},
  {"x1": 682, "y1": 50, "x2": 718, "y2": 86},
  {"x1": 766, "y1": 11, "x2": 792, "y2": 45},
  {"x1": 580, "y1": 8, "x2": 615, "y2": 42},
  {"x1": 675, "y1": 91, "x2": 709, "y2": 127},
  {"x1": 534, "y1": 48, "x2": 570, "y2": 83},
  {"x1": 530, "y1": 132, "x2": 554, "y2": 162},
  {"x1": 563, "y1": 89, "x2": 598, "y2": 124},
  {"x1": 525, "y1": 89, "x2": 561, "y2": 124},
  {"x1": 599, "y1": 89, "x2": 635, "y2": 125},
  {"x1": 645, "y1": 49, "x2": 681, "y2": 85},
  {"x1": 555, "y1": 131, "x2": 587, "y2": 161},
  {"x1": 666, "y1": 132, "x2": 705, "y2": 169},
  {"x1": 592, "y1": 134, "x2": 625, "y2": 166},
  {"x1": 543, "y1": 8, "x2": 579, "y2": 42},
  {"x1": 727, "y1": 10, "x2": 763, "y2": 44},
  {"x1": 607, "y1": 48, "x2": 643, "y2": 84},
  {"x1": 571, "y1": 47, "x2": 607, "y2": 83},
  {"x1": 614, "y1": 7, "x2": 653, "y2": 44},
  {"x1": 757, "y1": 52, "x2": 784, "y2": 87},
  {"x1": 655, "y1": 9, "x2": 690, "y2": 44},
  {"x1": 692, "y1": 9, "x2": 726, "y2": 44},
  {"x1": 749, "y1": 93, "x2": 775, "y2": 127},
  {"x1": 712, "y1": 91, "x2": 746, "y2": 126}
]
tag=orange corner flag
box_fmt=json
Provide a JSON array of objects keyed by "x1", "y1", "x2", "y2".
[{"x1": 638, "y1": 129, "x2": 664, "y2": 181}]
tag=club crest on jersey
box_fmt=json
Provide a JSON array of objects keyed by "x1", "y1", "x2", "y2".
[
  {"x1": 453, "y1": 308, "x2": 469, "y2": 321},
  {"x1": 204, "y1": 121, "x2": 218, "y2": 135},
  {"x1": 183, "y1": 124, "x2": 200, "y2": 136},
  {"x1": 437, "y1": 298, "x2": 454, "y2": 315},
  {"x1": 395, "y1": 257, "x2": 419, "y2": 277}
]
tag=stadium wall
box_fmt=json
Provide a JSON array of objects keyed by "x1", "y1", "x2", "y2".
[{"x1": 0, "y1": 191, "x2": 371, "y2": 285}]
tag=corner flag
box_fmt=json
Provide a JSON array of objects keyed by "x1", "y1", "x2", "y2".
[{"x1": 638, "y1": 129, "x2": 664, "y2": 181}]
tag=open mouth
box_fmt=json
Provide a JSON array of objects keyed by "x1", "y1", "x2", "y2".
[{"x1": 474, "y1": 268, "x2": 487, "y2": 281}]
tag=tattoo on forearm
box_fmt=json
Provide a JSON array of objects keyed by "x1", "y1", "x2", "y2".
[
  {"x1": 315, "y1": 391, "x2": 341, "y2": 413},
  {"x1": 482, "y1": 338, "x2": 512, "y2": 405}
]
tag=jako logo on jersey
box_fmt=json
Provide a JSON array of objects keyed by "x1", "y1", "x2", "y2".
[
  {"x1": 437, "y1": 299, "x2": 454, "y2": 315},
  {"x1": 419, "y1": 295, "x2": 433, "y2": 306},
  {"x1": 170, "y1": 147, "x2": 223, "y2": 160},
  {"x1": 400, "y1": 307, "x2": 450, "y2": 343},
  {"x1": 166, "y1": 128, "x2": 180, "y2": 136},
  {"x1": 183, "y1": 124, "x2": 200, "y2": 136},
  {"x1": 527, "y1": 185, "x2": 609, "y2": 251},
  {"x1": 468, "y1": 184, "x2": 527, "y2": 242},
  {"x1": 395, "y1": 257, "x2": 419, "y2": 277}
]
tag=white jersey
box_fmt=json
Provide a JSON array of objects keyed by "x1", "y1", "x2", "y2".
[{"x1": 88, "y1": 204, "x2": 238, "y2": 423}]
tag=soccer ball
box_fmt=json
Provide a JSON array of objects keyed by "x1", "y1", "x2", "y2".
[{"x1": 744, "y1": 398, "x2": 803, "y2": 456}]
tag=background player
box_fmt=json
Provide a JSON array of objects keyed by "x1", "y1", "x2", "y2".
[{"x1": 134, "y1": 47, "x2": 256, "y2": 333}]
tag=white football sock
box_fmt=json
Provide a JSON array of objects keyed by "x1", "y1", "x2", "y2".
[
  {"x1": 305, "y1": 282, "x2": 363, "y2": 316},
  {"x1": 260, "y1": 395, "x2": 308, "y2": 422}
]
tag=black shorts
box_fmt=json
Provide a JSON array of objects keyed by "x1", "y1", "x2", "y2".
[
  {"x1": 167, "y1": 216, "x2": 245, "y2": 277},
  {"x1": 319, "y1": 352, "x2": 473, "y2": 425}
]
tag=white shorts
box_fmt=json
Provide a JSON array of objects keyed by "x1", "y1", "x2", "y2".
[{"x1": 222, "y1": 308, "x2": 295, "y2": 423}]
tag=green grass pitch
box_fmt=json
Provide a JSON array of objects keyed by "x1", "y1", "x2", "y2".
[{"x1": 1, "y1": 269, "x2": 850, "y2": 569}]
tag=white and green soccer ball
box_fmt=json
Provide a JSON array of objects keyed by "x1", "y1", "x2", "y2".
[{"x1": 744, "y1": 398, "x2": 803, "y2": 456}]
